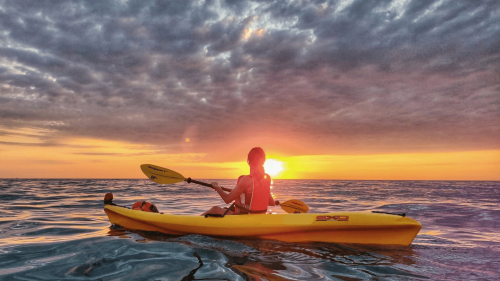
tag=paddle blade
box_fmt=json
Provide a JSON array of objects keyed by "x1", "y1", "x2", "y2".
[
  {"x1": 140, "y1": 164, "x2": 186, "y2": 185},
  {"x1": 280, "y1": 199, "x2": 309, "y2": 214}
]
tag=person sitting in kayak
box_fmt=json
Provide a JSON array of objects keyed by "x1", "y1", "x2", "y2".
[{"x1": 202, "y1": 147, "x2": 277, "y2": 216}]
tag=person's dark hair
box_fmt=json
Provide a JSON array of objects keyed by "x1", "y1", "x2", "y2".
[{"x1": 247, "y1": 147, "x2": 271, "y2": 186}]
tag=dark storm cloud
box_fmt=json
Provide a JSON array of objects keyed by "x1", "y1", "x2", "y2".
[{"x1": 0, "y1": 0, "x2": 499, "y2": 157}]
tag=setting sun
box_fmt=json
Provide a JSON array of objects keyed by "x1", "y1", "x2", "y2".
[{"x1": 264, "y1": 159, "x2": 284, "y2": 177}]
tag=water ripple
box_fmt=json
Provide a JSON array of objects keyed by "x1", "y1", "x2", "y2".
[{"x1": 0, "y1": 179, "x2": 499, "y2": 280}]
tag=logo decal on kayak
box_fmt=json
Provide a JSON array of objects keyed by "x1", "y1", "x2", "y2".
[
  {"x1": 316, "y1": 215, "x2": 349, "y2": 221},
  {"x1": 151, "y1": 175, "x2": 157, "y2": 180}
]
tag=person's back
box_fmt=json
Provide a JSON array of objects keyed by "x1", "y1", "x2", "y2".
[
  {"x1": 234, "y1": 173, "x2": 271, "y2": 214},
  {"x1": 201, "y1": 147, "x2": 276, "y2": 216}
]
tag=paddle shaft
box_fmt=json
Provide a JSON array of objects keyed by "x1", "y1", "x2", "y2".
[
  {"x1": 186, "y1": 177, "x2": 232, "y2": 192},
  {"x1": 141, "y1": 164, "x2": 309, "y2": 213}
]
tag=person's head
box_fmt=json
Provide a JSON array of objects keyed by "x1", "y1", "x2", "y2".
[
  {"x1": 247, "y1": 147, "x2": 266, "y2": 167},
  {"x1": 247, "y1": 147, "x2": 270, "y2": 183}
]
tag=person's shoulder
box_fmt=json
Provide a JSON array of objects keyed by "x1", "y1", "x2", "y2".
[{"x1": 237, "y1": 175, "x2": 253, "y2": 185}]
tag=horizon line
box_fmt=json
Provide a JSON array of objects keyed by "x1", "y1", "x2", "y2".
[{"x1": 1, "y1": 178, "x2": 499, "y2": 182}]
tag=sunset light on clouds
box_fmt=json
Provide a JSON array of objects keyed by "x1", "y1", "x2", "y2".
[{"x1": 0, "y1": 0, "x2": 499, "y2": 180}]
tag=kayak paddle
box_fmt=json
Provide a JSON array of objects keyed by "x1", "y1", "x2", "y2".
[
  {"x1": 140, "y1": 164, "x2": 232, "y2": 191},
  {"x1": 140, "y1": 164, "x2": 309, "y2": 213}
]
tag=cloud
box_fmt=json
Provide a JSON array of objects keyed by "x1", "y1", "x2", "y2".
[
  {"x1": 181, "y1": 166, "x2": 240, "y2": 171},
  {"x1": 0, "y1": 140, "x2": 99, "y2": 149},
  {"x1": 0, "y1": 0, "x2": 498, "y2": 160},
  {"x1": 72, "y1": 152, "x2": 125, "y2": 156},
  {"x1": 0, "y1": 141, "x2": 54, "y2": 147},
  {"x1": 32, "y1": 159, "x2": 75, "y2": 165}
]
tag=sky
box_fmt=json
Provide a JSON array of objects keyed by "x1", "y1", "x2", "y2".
[{"x1": 0, "y1": 0, "x2": 499, "y2": 180}]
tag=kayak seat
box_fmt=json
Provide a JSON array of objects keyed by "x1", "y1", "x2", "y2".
[
  {"x1": 204, "y1": 213, "x2": 224, "y2": 218},
  {"x1": 204, "y1": 203, "x2": 235, "y2": 218}
]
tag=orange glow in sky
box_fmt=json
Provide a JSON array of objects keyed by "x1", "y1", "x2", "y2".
[
  {"x1": 0, "y1": 129, "x2": 498, "y2": 180},
  {"x1": 243, "y1": 28, "x2": 264, "y2": 39},
  {"x1": 243, "y1": 29, "x2": 252, "y2": 39}
]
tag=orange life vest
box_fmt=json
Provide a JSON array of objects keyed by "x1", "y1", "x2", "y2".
[
  {"x1": 132, "y1": 201, "x2": 159, "y2": 213},
  {"x1": 234, "y1": 174, "x2": 271, "y2": 214}
]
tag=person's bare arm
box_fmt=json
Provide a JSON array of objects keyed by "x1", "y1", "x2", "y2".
[
  {"x1": 268, "y1": 191, "x2": 277, "y2": 206},
  {"x1": 212, "y1": 176, "x2": 251, "y2": 204}
]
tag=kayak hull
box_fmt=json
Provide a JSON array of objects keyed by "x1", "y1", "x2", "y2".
[{"x1": 104, "y1": 205, "x2": 421, "y2": 246}]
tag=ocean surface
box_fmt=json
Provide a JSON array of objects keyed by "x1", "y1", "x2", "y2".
[{"x1": 0, "y1": 179, "x2": 499, "y2": 280}]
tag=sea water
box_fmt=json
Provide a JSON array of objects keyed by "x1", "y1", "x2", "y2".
[{"x1": 0, "y1": 179, "x2": 499, "y2": 280}]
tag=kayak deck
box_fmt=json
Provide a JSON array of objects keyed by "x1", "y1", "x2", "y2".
[{"x1": 104, "y1": 205, "x2": 421, "y2": 245}]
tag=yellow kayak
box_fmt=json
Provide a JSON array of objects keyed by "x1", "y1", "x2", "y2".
[{"x1": 104, "y1": 204, "x2": 421, "y2": 246}]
